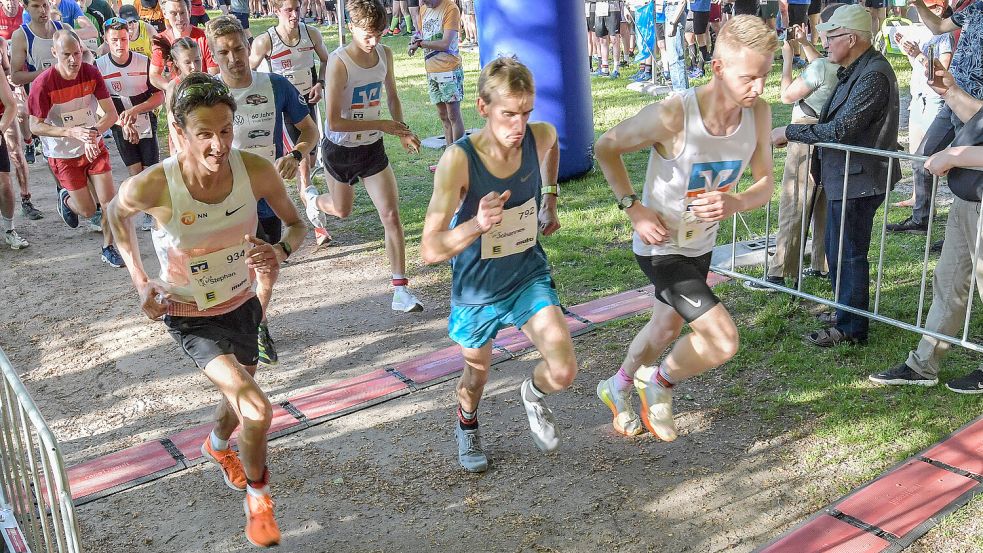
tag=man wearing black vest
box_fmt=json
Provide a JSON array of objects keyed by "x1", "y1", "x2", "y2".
[{"x1": 772, "y1": 4, "x2": 900, "y2": 347}]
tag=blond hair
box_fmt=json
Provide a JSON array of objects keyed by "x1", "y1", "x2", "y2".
[
  {"x1": 347, "y1": 0, "x2": 386, "y2": 31},
  {"x1": 477, "y1": 56, "x2": 535, "y2": 104},
  {"x1": 713, "y1": 15, "x2": 778, "y2": 60},
  {"x1": 205, "y1": 15, "x2": 247, "y2": 47}
]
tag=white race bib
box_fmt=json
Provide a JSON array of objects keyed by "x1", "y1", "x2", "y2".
[
  {"x1": 480, "y1": 197, "x2": 539, "y2": 260},
  {"x1": 61, "y1": 106, "x2": 94, "y2": 128},
  {"x1": 596, "y1": 1, "x2": 610, "y2": 16},
  {"x1": 430, "y1": 70, "x2": 457, "y2": 84},
  {"x1": 675, "y1": 201, "x2": 715, "y2": 247},
  {"x1": 134, "y1": 112, "x2": 153, "y2": 139},
  {"x1": 286, "y1": 70, "x2": 314, "y2": 95},
  {"x1": 244, "y1": 144, "x2": 276, "y2": 163},
  {"x1": 187, "y1": 243, "x2": 252, "y2": 310}
]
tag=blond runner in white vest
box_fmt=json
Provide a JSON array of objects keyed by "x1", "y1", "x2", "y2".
[
  {"x1": 249, "y1": 0, "x2": 329, "y2": 200},
  {"x1": 106, "y1": 73, "x2": 306, "y2": 549},
  {"x1": 305, "y1": 0, "x2": 424, "y2": 313},
  {"x1": 594, "y1": 15, "x2": 777, "y2": 441}
]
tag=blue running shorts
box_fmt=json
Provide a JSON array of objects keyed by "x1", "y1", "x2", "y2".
[{"x1": 448, "y1": 275, "x2": 560, "y2": 350}]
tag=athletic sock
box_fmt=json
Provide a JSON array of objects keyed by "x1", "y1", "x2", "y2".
[
  {"x1": 524, "y1": 378, "x2": 547, "y2": 400},
  {"x1": 655, "y1": 363, "x2": 676, "y2": 389},
  {"x1": 613, "y1": 366, "x2": 634, "y2": 392},
  {"x1": 403, "y1": 15, "x2": 412, "y2": 32},
  {"x1": 392, "y1": 274, "x2": 407, "y2": 288},
  {"x1": 20, "y1": 194, "x2": 30, "y2": 202},
  {"x1": 700, "y1": 46, "x2": 711, "y2": 64},
  {"x1": 601, "y1": 63, "x2": 609, "y2": 73},
  {"x1": 209, "y1": 430, "x2": 229, "y2": 451},
  {"x1": 458, "y1": 406, "x2": 477, "y2": 429},
  {"x1": 1, "y1": 216, "x2": 12, "y2": 232},
  {"x1": 246, "y1": 467, "x2": 270, "y2": 498}
]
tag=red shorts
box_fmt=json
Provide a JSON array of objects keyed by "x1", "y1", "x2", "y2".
[
  {"x1": 47, "y1": 145, "x2": 112, "y2": 191},
  {"x1": 710, "y1": 2, "x2": 722, "y2": 21}
]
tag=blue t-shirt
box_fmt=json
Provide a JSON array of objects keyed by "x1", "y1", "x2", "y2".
[
  {"x1": 788, "y1": 0, "x2": 811, "y2": 5},
  {"x1": 950, "y1": 2, "x2": 983, "y2": 99},
  {"x1": 689, "y1": 0, "x2": 710, "y2": 11},
  {"x1": 23, "y1": 0, "x2": 85, "y2": 27}
]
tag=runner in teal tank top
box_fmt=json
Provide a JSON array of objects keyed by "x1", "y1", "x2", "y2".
[{"x1": 421, "y1": 57, "x2": 578, "y2": 473}]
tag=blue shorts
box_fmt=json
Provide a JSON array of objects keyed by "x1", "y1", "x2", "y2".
[{"x1": 448, "y1": 275, "x2": 560, "y2": 350}]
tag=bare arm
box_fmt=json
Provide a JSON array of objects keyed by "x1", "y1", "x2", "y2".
[
  {"x1": 911, "y1": 0, "x2": 958, "y2": 34},
  {"x1": 10, "y1": 31, "x2": 41, "y2": 86},
  {"x1": 149, "y1": 63, "x2": 169, "y2": 91},
  {"x1": 94, "y1": 96, "x2": 119, "y2": 134},
  {"x1": 421, "y1": 146, "x2": 484, "y2": 264},
  {"x1": 245, "y1": 152, "x2": 307, "y2": 261},
  {"x1": 419, "y1": 28, "x2": 457, "y2": 52},
  {"x1": 0, "y1": 65, "x2": 17, "y2": 134},
  {"x1": 727, "y1": 101, "x2": 776, "y2": 212},
  {"x1": 309, "y1": 25, "x2": 329, "y2": 95},
  {"x1": 383, "y1": 46, "x2": 403, "y2": 123},
  {"x1": 248, "y1": 31, "x2": 271, "y2": 70},
  {"x1": 73, "y1": 16, "x2": 98, "y2": 40},
  {"x1": 930, "y1": 70, "x2": 983, "y2": 124},
  {"x1": 325, "y1": 52, "x2": 412, "y2": 136},
  {"x1": 107, "y1": 166, "x2": 170, "y2": 289},
  {"x1": 532, "y1": 122, "x2": 560, "y2": 236}
]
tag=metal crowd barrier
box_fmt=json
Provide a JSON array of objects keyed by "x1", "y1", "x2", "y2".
[
  {"x1": 0, "y1": 347, "x2": 80, "y2": 553},
  {"x1": 712, "y1": 141, "x2": 983, "y2": 353}
]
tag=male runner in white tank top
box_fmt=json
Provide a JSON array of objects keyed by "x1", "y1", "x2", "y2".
[
  {"x1": 305, "y1": 0, "x2": 425, "y2": 313},
  {"x1": 594, "y1": 15, "x2": 777, "y2": 440},
  {"x1": 248, "y1": 0, "x2": 329, "y2": 201},
  {"x1": 106, "y1": 72, "x2": 306, "y2": 548}
]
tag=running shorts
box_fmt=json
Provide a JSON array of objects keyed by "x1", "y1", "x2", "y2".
[
  {"x1": 866, "y1": 0, "x2": 886, "y2": 8},
  {"x1": 285, "y1": 102, "x2": 318, "y2": 156},
  {"x1": 232, "y1": 11, "x2": 249, "y2": 28},
  {"x1": 448, "y1": 275, "x2": 560, "y2": 349},
  {"x1": 427, "y1": 67, "x2": 465, "y2": 104},
  {"x1": 595, "y1": 10, "x2": 621, "y2": 37},
  {"x1": 655, "y1": 21, "x2": 665, "y2": 38},
  {"x1": 47, "y1": 145, "x2": 112, "y2": 191},
  {"x1": 788, "y1": 3, "x2": 809, "y2": 25},
  {"x1": 111, "y1": 125, "x2": 160, "y2": 167},
  {"x1": 191, "y1": 13, "x2": 209, "y2": 26},
  {"x1": 635, "y1": 252, "x2": 720, "y2": 323},
  {"x1": 0, "y1": 139, "x2": 9, "y2": 173},
  {"x1": 692, "y1": 10, "x2": 710, "y2": 34},
  {"x1": 808, "y1": 0, "x2": 821, "y2": 15},
  {"x1": 734, "y1": 0, "x2": 757, "y2": 15},
  {"x1": 709, "y1": 2, "x2": 721, "y2": 22},
  {"x1": 758, "y1": 0, "x2": 779, "y2": 19},
  {"x1": 165, "y1": 296, "x2": 263, "y2": 369},
  {"x1": 407, "y1": 0, "x2": 418, "y2": 7},
  {"x1": 325, "y1": 0, "x2": 335, "y2": 10},
  {"x1": 321, "y1": 137, "x2": 389, "y2": 185}
]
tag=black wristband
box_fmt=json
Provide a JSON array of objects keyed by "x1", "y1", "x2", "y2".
[
  {"x1": 289, "y1": 149, "x2": 303, "y2": 162},
  {"x1": 276, "y1": 240, "x2": 292, "y2": 259}
]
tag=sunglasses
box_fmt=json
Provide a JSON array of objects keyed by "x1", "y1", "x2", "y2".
[
  {"x1": 103, "y1": 17, "x2": 130, "y2": 29},
  {"x1": 175, "y1": 78, "x2": 232, "y2": 106}
]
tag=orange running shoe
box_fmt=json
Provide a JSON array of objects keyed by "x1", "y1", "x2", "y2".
[
  {"x1": 314, "y1": 227, "x2": 332, "y2": 248},
  {"x1": 200, "y1": 439, "x2": 247, "y2": 491},
  {"x1": 244, "y1": 492, "x2": 281, "y2": 547}
]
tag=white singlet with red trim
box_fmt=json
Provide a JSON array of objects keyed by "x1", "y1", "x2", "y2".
[{"x1": 263, "y1": 22, "x2": 317, "y2": 95}]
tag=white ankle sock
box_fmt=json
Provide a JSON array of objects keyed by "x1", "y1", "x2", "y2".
[
  {"x1": 1, "y1": 216, "x2": 12, "y2": 232},
  {"x1": 209, "y1": 430, "x2": 228, "y2": 451},
  {"x1": 247, "y1": 484, "x2": 269, "y2": 498}
]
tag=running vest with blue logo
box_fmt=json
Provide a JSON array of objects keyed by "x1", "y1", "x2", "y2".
[
  {"x1": 152, "y1": 149, "x2": 258, "y2": 317},
  {"x1": 327, "y1": 44, "x2": 385, "y2": 147},
  {"x1": 634, "y1": 87, "x2": 756, "y2": 258},
  {"x1": 96, "y1": 52, "x2": 156, "y2": 139},
  {"x1": 263, "y1": 23, "x2": 317, "y2": 96},
  {"x1": 23, "y1": 20, "x2": 63, "y2": 72},
  {"x1": 225, "y1": 71, "x2": 278, "y2": 163},
  {"x1": 449, "y1": 127, "x2": 551, "y2": 306}
]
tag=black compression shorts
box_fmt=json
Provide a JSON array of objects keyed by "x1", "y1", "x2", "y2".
[{"x1": 635, "y1": 252, "x2": 720, "y2": 323}]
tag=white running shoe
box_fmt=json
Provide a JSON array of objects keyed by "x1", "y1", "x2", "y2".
[
  {"x1": 520, "y1": 378, "x2": 560, "y2": 452},
  {"x1": 304, "y1": 187, "x2": 324, "y2": 228},
  {"x1": 392, "y1": 287, "x2": 423, "y2": 313},
  {"x1": 633, "y1": 365, "x2": 678, "y2": 442},
  {"x1": 596, "y1": 377, "x2": 643, "y2": 436},
  {"x1": 4, "y1": 230, "x2": 28, "y2": 249}
]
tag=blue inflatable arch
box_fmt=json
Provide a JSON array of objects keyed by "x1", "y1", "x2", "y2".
[{"x1": 475, "y1": 0, "x2": 595, "y2": 181}]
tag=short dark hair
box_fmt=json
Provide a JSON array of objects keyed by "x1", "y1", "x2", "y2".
[
  {"x1": 346, "y1": 0, "x2": 386, "y2": 32},
  {"x1": 170, "y1": 72, "x2": 237, "y2": 129}
]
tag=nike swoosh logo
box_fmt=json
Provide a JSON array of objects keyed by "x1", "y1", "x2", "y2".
[
  {"x1": 225, "y1": 205, "x2": 245, "y2": 217},
  {"x1": 679, "y1": 294, "x2": 702, "y2": 308},
  {"x1": 520, "y1": 172, "x2": 534, "y2": 183}
]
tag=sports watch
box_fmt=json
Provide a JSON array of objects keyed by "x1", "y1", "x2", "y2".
[
  {"x1": 289, "y1": 149, "x2": 303, "y2": 162},
  {"x1": 617, "y1": 194, "x2": 639, "y2": 210}
]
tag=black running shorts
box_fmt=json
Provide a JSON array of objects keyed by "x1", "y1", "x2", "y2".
[
  {"x1": 788, "y1": 3, "x2": 809, "y2": 25},
  {"x1": 285, "y1": 102, "x2": 317, "y2": 155},
  {"x1": 635, "y1": 252, "x2": 720, "y2": 323},
  {"x1": 691, "y1": 9, "x2": 710, "y2": 34},
  {"x1": 191, "y1": 13, "x2": 209, "y2": 26},
  {"x1": 165, "y1": 296, "x2": 263, "y2": 369},
  {"x1": 321, "y1": 138, "x2": 389, "y2": 185},
  {"x1": 407, "y1": 0, "x2": 418, "y2": 7},
  {"x1": 595, "y1": 11, "x2": 620, "y2": 37},
  {"x1": 0, "y1": 139, "x2": 10, "y2": 173},
  {"x1": 111, "y1": 125, "x2": 160, "y2": 168},
  {"x1": 866, "y1": 0, "x2": 885, "y2": 8},
  {"x1": 808, "y1": 0, "x2": 821, "y2": 15}
]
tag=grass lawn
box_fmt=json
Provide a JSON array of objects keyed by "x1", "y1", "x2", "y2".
[{"x1": 206, "y1": 16, "x2": 983, "y2": 547}]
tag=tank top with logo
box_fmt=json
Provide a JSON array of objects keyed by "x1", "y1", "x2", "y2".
[
  {"x1": 449, "y1": 127, "x2": 551, "y2": 306},
  {"x1": 129, "y1": 21, "x2": 153, "y2": 58},
  {"x1": 225, "y1": 71, "x2": 278, "y2": 163},
  {"x1": 152, "y1": 149, "x2": 258, "y2": 317},
  {"x1": 263, "y1": 23, "x2": 317, "y2": 95},
  {"x1": 634, "y1": 87, "x2": 756, "y2": 258},
  {"x1": 96, "y1": 52, "x2": 157, "y2": 139},
  {"x1": 22, "y1": 20, "x2": 64, "y2": 72},
  {"x1": 327, "y1": 44, "x2": 385, "y2": 148}
]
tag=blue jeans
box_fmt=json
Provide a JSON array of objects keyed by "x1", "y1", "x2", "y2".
[
  {"x1": 825, "y1": 193, "x2": 885, "y2": 340},
  {"x1": 663, "y1": 21, "x2": 688, "y2": 92}
]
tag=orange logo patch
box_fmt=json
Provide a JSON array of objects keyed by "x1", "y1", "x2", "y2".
[{"x1": 180, "y1": 211, "x2": 196, "y2": 225}]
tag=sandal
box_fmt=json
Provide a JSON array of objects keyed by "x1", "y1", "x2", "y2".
[
  {"x1": 801, "y1": 268, "x2": 828, "y2": 278},
  {"x1": 803, "y1": 327, "x2": 865, "y2": 347},
  {"x1": 815, "y1": 311, "x2": 836, "y2": 326}
]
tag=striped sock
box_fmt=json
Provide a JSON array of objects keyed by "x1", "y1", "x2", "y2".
[
  {"x1": 613, "y1": 366, "x2": 634, "y2": 392},
  {"x1": 655, "y1": 364, "x2": 675, "y2": 389}
]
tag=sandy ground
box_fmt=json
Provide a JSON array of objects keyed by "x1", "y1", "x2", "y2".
[{"x1": 0, "y1": 131, "x2": 969, "y2": 552}]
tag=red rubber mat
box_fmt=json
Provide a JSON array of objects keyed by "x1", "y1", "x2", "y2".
[
  {"x1": 493, "y1": 315, "x2": 591, "y2": 354},
  {"x1": 759, "y1": 514, "x2": 890, "y2": 553},
  {"x1": 835, "y1": 460, "x2": 979, "y2": 538},
  {"x1": 289, "y1": 369, "x2": 408, "y2": 421},
  {"x1": 168, "y1": 403, "x2": 303, "y2": 463},
  {"x1": 706, "y1": 272, "x2": 730, "y2": 287},
  {"x1": 395, "y1": 346, "x2": 467, "y2": 384},
  {"x1": 566, "y1": 288, "x2": 654, "y2": 324},
  {"x1": 922, "y1": 417, "x2": 983, "y2": 477},
  {"x1": 67, "y1": 440, "x2": 178, "y2": 501}
]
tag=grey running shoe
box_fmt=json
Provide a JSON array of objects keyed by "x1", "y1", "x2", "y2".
[
  {"x1": 21, "y1": 198, "x2": 43, "y2": 220},
  {"x1": 520, "y1": 378, "x2": 560, "y2": 452},
  {"x1": 869, "y1": 363, "x2": 938, "y2": 387},
  {"x1": 454, "y1": 424, "x2": 488, "y2": 472},
  {"x1": 945, "y1": 370, "x2": 983, "y2": 394}
]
